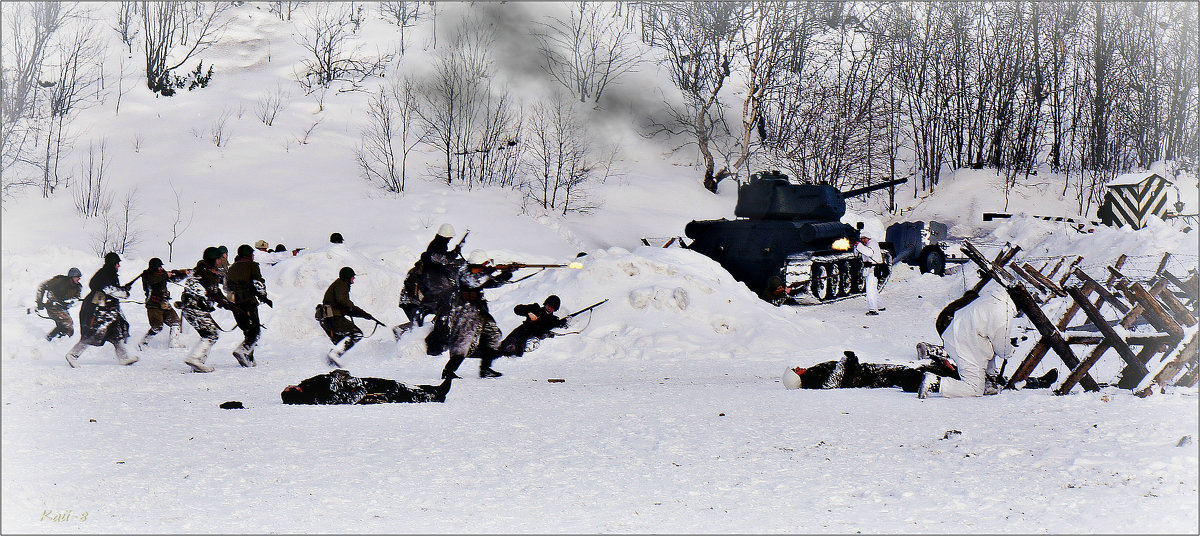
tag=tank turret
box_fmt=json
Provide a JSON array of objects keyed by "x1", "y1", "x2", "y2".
[{"x1": 684, "y1": 171, "x2": 907, "y2": 304}]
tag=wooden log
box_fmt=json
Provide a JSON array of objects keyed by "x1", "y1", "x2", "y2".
[
  {"x1": 1128, "y1": 281, "x2": 1185, "y2": 342},
  {"x1": 1157, "y1": 286, "x2": 1197, "y2": 327},
  {"x1": 1046, "y1": 257, "x2": 1066, "y2": 280},
  {"x1": 1023, "y1": 262, "x2": 1067, "y2": 296},
  {"x1": 1058, "y1": 341, "x2": 1111, "y2": 395},
  {"x1": 1161, "y1": 270, "x2": 1198, "y2": 302},
  {"x1": 1060, "y1": 256, "x2": 1084, "y2": 288},
  {"x1": 1155, "y1": 252, "x2": 1172, "y2": 276},
  {"x1": 1009, "y1": 263, "x2": 1050, "y2": 296},
  {"x1": 1074, "y1": 268, "x2": 1131, "y2": 314},
  {"x1": 1066, "y1": 286, "x2": 1147, "y2": 378},
  {"x1": 1065, "y1": 333, "x2": 1175, "y2": 345},
  {"x1": 961, "y1": 241, "x2": 1097, "y2": 391},
  {"x1": 1137, "y1": 332, "x2": 1199, "y2": 396},
  {"x1": 1010, "y1": 281, "x2": 1092, "y2": 386}
]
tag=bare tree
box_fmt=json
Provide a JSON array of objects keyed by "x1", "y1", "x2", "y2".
[
  {"x1": 73, "y1": 140, "x2": 112, "y2": 218},
  {"x1": 254, "y1": 85, "x2": 290, "y2": 126},
  {"x1": 379, "y1": 1, "x2": 422, "y2": 54},
  {"x1": 356, "y1": 77, "x2": 424, "y2": 193},
  {"x1": 267, "y1": 1, "x2": 299, "y2": 21},
  {"x1": 534, "y1": 1, "x2": 641, "y2": 104},
  {"x1": 293, "y1": 3, "x2": 392, "y2": 92},
  {"x1": 522, "y1": 95, "x2": 607, "y2": 214},
  {"x1": 41, "y1": 19, "x2": 107, "y2": 197},
  {"x1": 165, "y1": 181, "x2": 194, "y2": 262},
  {"x1": 642, "y1": 1, "x2": 744, "y2": 193},
  {"x1": 139, "y1": 1, "x2": 231, "y2": 95},
  {"x1": 209, "y1": 107, "x2": 234, "y2": 147},
  {"x1": 113, "y1": 0, "x2": 139, "y2": 53}
]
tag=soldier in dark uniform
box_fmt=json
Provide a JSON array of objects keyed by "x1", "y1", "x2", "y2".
[
  {"x1": 36, "y1": 267, "x2": 82, "y2": 341},
  {"x1": 281, "y1": 369, "x2": 454, "y2": 405},
  {"x1": 65, "y1": 253, "x2": 137, "y2": 367},
  {"x1": 399, "y1": 223, "x2": 463, "y2": 331},
  {"x1": 440, "y1": 250, "x2": 515, "y2": 379},
  {"x1": 499, "y1": 295, "x2": 567, "y2": 357},
  {"x1": 137, "y1": 258, "x2": 190, "y2": 350},
  {"x1": 179, "y1": 247, "x2": 241, "y2": 372},
  {"x1": 317, "y1": 267, "x2": 380, "y2": 368},
  {"x1": 225, "y1": 244, "x2": 273, "y2": 366}
]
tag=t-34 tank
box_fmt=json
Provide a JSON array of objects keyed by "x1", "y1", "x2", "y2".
[{"x1": 684, "y1": 171, "x2": 907, "y2": 304}]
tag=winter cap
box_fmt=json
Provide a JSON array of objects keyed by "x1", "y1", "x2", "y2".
[
  {"x1": 467, "y1": 249, "x2": 489, "y2": 265},
  {"x1": 203, "y1": 247, "x2": 222, "y2": 262},
  {"x1": 149, "y1": 258, "x2": 164, "y2": 269},
  {"x1": 67, "y1": 267, "x2": 82, "y2": 278},
  {"x1": 237, "y1": 244, "x2": 254, "y2": 257},
  {"x1": 782, "y1": 367, "x2": 804, "y2": 390},
  {"x1": 330, "y1": 233, "x2": 344, "y2": 244},
  {"x1": 436, "y1": 223, "x2": 455, "y2": 238},
  {"x1": 339, "y1": 266, "x2": 356, "y2": 280},
  {"x1": 254, "y1": 240, "x2": 269, "y2": 250},
  {"x1": 544, "y1": 295, "x2": 561, "y2": 310},
  {"x1": 104, "y1": 252, "x2": 121, "y2": 266}
]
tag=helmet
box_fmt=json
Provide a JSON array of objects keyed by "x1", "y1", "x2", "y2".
[
  {"x1": 218, "y1": 245, "x2": 228, "y2": 255},
  {"x1": 104, "y1": 252, "x2": 121, "y2": 266},
  {"x1": 782, "y1": 367, "x2": 804, "y2": 390},
  {"x1": 339, "y1": 266, "x2": 356, "y2": 280},
  {"x1": 330, "y1": 232, "x2": 344, "y2": 244},
  {"x1": 274, "y1": 244, "x2": 286, "y2": 252},
  {"x1": 254, "y1": 240, "x2": 269, "y2": 250},
  {"x1": 203, "y1": 247, "x2": 222, "y2": 262},
  {"x1": 67, "y1": 267, "x2": 82, "y2": 278},
  {"x1": 237, "y1": 244, "x2": 254, "y2": 257},
  {"x1": 467, "y1": 249, "x2": 489, "y2": 265},
  {"x1": 543, "y1": 295, "x2": 561, "y2": 310},
  {"x1": 436, "y1": 223, "x2": 455, "y2": 238},
  {"x1": 149, "y1": 258, "x2": 164, "y2": 269}
]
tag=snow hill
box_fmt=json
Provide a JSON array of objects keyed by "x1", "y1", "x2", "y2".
[{"x1": 2, "y1": 4, "x2": 1197, "y2": 533}]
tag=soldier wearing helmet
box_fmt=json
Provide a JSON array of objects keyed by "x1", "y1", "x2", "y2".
[
  {"x1": 317, "y1": 266, "x2": 380, "y2": 368},
  {"x1": 438, "y1": 249, "x2": 516, "y2": 380},
  {"x1": 65, "y1": 253, "x2": 137, "y2": 368},
  {"x1": 136, "y1": 258, "x2": 190, "y2": 350},
  {"x1": 35, "y1": 267, "x2": 84, "y2": 341}
]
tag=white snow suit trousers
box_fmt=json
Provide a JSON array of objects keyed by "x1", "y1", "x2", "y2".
[{"x1": 938, "y1": 282, "x2": 1016, "y2": 398}]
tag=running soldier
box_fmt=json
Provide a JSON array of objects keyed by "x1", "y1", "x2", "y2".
[
  {"x1": 179, "y1": 247, "x2": 242, "y2": 372},
  {"x1": 398, "y1": 224, "x2": 464, "y2": 331},
  {"x1": 225, "y1": 244, "x2": 273, "y2": 366},
  {"x1": 65, "y1": 253, "x2": 137, "y2": 367},
  {"x1": 137, "y1": 258, "x2": 190, "y2": 350},
  {"x1": 36, "y1": 267, "x2": 82, "y2": 341},
  {"x1": 317, "y1": 267, "x2": 381, "y2": 368},
  {"x1": 440, "y1": 250, "x2": 515, "y2": 379}
]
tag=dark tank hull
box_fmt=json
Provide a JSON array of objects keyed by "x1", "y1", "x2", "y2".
[{"x1": 684, "y1": 172, "x2": 904, "y2": 304}]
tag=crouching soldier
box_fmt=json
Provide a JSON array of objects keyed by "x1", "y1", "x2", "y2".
[
  {"x1": 65, "y1": 253, "x2": 137, "y2": 367},
  {"x1": 499, "y1": 295, "x2": 567, "y2": 357},
  {"x1": 441, "y1": 250, "x2": 515, "y2": 379},
  {"x1": 317, "y1": 267, "x2": 381, "y2": 368},
  {"x1": 917, "y1": 281, "x2": 1019, "y2": 399},
  {"x1": 179, "y1": 247, "x2": 242, "y2": 372},
  {"x1": 138, "y1": 258, "x2": 189, "y2": 350},
  {"x1": 36, "y1": 267, "x2": 82, "y2": 341},
  {"x1": 281, "y1": 369, "x2": 453, "y2": 405},
  {"x1": 225, "y1": 244, "x2": 273, "y2": 366}
]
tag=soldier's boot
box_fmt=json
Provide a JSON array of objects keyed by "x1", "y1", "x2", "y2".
[
  {"x1": 184, "y1": 339, "x2": 215, "y2": 373},
  {"x1": 167, "y1": 325, "x2": 187, "y2": 348},
  {"x1": 326, "y1": 339, "x2": 350, "y2": 368},
  {"x1": 479, "y1": 351, "x2": 502, "y2": 379},
  {"x1": 232, "y1": 343, "x2": 254, "y2": 367},
  {"x1": 137, "y1": 330, "x2": 156, "y2": 351},
  {"x1": 45, "y1": 327, "x2": 63, "y2": 342},
  {"x1": 64, "y1": 341, "x2": 87, "y2": 368},
  {"x1": 114, "y1": 340, "x2": 138, "y2": 366},
  {"x1": 917, "y1": 372, "x2": 941, "y2": 399}
]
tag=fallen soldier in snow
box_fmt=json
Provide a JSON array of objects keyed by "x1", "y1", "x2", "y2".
[
  {"x1": 782, "y1": 350, "x2": 1057, "y2": 392},
  {"x1": 281, "y1": 369, "x2": 453, "y2": 405}
]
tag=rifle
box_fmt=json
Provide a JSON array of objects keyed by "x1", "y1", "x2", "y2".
[
  {"x1": 122, "y1": 272, "x2": 145, "y2": 291},
  {"x1": 493, "y1": 261, "x2": 585, "y2": 271},
  {"x1": 566, "y1": 299, "x2": 608, "y2": 319},
  {"x1": 451, "y1": 230, "x2": 470, "y2": 256}
]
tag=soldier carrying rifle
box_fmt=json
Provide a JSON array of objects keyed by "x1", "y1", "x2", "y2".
[{"x1": 35, "y1": 267, "x2": 83, "y2": 341}]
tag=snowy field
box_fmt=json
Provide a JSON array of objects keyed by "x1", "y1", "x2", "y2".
[{"x1": 2, "y1": 3, "x2": 1198, "y2": 534}]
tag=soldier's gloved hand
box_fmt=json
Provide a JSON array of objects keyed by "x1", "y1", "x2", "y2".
[{"x1": 262, "y1": 297, "x2": 274, "y2": 308}]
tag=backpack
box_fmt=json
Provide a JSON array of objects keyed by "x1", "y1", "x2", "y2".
[{"x1": 936, "y1": 290, "x2": 979, "y2": 336}]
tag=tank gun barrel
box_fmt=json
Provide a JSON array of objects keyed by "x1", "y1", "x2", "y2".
[{"x1": 841, "y1": 178, "x2": 908, "y2": 198}]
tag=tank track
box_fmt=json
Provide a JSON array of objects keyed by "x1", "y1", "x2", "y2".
[{"x1": 781, "y1": 250, "x2": 887, "y2": 305}]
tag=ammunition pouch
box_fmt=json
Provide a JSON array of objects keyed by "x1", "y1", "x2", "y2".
[{"x1": 315, "y1": 303, "x2": 336, "y2": 320}]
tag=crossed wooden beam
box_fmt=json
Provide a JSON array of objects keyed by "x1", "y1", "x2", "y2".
[{"x1": 958, "y1": 241, "x2": 1197, "y2": 396}]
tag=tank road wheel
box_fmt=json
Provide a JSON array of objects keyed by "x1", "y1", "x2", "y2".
[
  {"x1": 824, "y1": 262, "x2": 840, "y2": 301},
  {"x1": 811, "y1": 264, "x2": 827, "y2": 299},
  {"x1": 837, "y1": 260, "x2": 853, "y2": 296}
]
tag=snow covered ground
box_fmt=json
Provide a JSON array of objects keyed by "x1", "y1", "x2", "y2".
[{"x1": 2, "y1": 3, "x2": 1198, "y2": 533}]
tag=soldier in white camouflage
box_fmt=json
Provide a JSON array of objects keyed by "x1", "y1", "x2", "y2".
[
  {"x1": 36, "y1": 267, "x2": 82, "y2": 341},
  {"x1": 65, "y1": 253, "x2": 137, "y2": 368},
  {"x1": 179, "y1": 247, "x2": 242, "y2": 372},
  {"x1": 440, "y1": 250, "x2": 515, "y2": 380}
]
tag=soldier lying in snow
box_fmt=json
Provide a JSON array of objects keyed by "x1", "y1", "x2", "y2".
[
  {"x1": 782, "y1": 351, "x2": 1057, "y2": 392},
  {"x1": 281, "y1": 369, "x2": 453, "y2": 405}
]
